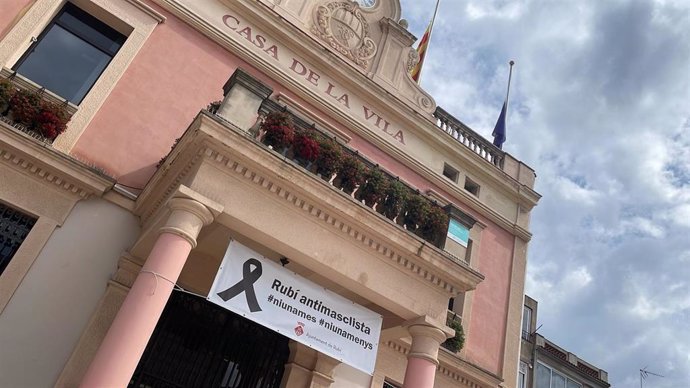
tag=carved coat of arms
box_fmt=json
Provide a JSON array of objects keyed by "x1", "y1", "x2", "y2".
[{"x1": 312, "y1": 2, "x2": 377, "y2": 68}]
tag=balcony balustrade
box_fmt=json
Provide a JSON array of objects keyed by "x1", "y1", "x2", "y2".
[
  {"x1": 210, "y1": 98, "x2": 454, "y2": 250},
  {"x1": 434, "y1": 107, "x2": 504, "y2": 169},
  {"x1": 0, "y1": 69, "x2": 76, "y2": 144}
]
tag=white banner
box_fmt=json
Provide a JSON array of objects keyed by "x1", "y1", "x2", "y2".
[{"x1": 207, "y1": 241, "x2": 382, "y2": 374}]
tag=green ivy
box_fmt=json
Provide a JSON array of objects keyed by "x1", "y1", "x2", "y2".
[{"x1": 442, "y1": 319, "x2": 465, "y2": 353}]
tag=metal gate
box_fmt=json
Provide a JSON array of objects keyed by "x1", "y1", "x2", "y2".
[{"x1": 129, "y1": 291, "x2": 290, "y2": 388}]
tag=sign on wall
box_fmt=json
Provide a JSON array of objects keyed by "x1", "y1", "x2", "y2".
[
  {"x1": 447, "y1": 219, "x2": 469, "y2": 247},
  {"x1": 207, "y1": 241, "x2": 383, "y2": 374}
]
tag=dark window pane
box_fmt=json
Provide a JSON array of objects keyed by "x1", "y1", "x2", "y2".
[
  {"x1": 13, "y1": 3, "x2": 126, "y2": 104},
  {"x1": 16, "y1": 24, "x2": 111, "y2": 103},
  {"x1": 57, "y1": 4, "x2": 125, "y2": 55}
]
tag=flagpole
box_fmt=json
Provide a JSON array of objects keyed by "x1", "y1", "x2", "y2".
[
  {"x1": 505, "y1": 60, "x2": 515, "y2": 105},
  {"x1": 417, "y1": 0, "x2": 441, "y2": 84}
]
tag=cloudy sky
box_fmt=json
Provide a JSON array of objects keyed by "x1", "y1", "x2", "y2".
[{"x1": 398, "y1": 0, "x2": 690, "y2": 386}]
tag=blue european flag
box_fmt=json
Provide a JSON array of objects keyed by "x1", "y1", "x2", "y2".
[{"x1": 492, "y1": 101, "x2": 507, "y2": 149}]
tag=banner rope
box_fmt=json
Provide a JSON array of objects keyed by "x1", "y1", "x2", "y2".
[
  {"x1": 139, "y1": 270, "x2": 175, "y2": 295},
  {"x1": 139, "y1": 269, "x2": 208, "y2": 299}
]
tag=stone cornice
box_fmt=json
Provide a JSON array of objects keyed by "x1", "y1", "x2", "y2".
[
  {"x1": 384, "y1": 340, "x2": 502, "y2": 388},
  {"x1": 137, "y1": 112, "x2": 485, "y2": 297},
  {"x1": 125, "y1": 0, "x2": 166, "y2": 23},
  {"x1": 0, "y1": 120, "x2": 115, "y2": 199},
  {"x1": 151, "y1": 0, "x2": 540, "y2": 239}
]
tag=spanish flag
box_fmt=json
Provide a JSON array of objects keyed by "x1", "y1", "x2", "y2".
[{"x1": 410, "y1": 0, "x2": 440, "y2": 83}]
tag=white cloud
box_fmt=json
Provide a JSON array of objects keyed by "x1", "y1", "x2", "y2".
[
  {"x1": 401, "y1": 0, "x2": 690, "y2": 386},
  {"x1": 554, "y1": 176, "x2": 600, "y2": 206},
  {"x1": 465, "y1": 1, "x2": 526, "y2": 20}
]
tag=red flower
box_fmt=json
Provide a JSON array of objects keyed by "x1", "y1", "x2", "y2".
[
  {"x1": 9, "y1": 90, "x2": 41, "y2": 126},
  {"x1": 293, "y1": 131, "x2": 320, "y2": 162},
  {"x1": 35, "y1": 103, "x2": 68, "y2": 140},
  {"x1": 261, "y1": 112, "x2": 295, "y2": 150}
]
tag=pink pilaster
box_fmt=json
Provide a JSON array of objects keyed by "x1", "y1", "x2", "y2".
[
  {"x1": 80, "y1": 197, "x2": 214, "y2": 387},
  {"x1": 402, "y1": 324, "x2": 448, "y2": 388}
]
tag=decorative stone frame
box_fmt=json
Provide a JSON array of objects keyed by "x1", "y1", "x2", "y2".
[
  {"x1": 0, "y1": 0, "x2": 165, "y2": 153},
  {"x1": 311, "y1": 1, "x2": 377, "y2": 68}
]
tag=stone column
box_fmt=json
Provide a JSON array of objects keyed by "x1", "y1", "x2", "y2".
[
  {"x1": 402, "y1": 324, "x2": 448, "y2": 388},
  {"x1": 79, "y1": 198, "x2": 214, "y2": 388}
]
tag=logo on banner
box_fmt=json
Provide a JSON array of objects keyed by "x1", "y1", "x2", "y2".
[
  {"x1": 216, "y1": 258, "x2": 263, "y2": 312},
  {"x1": 294, "y1": 322, "x2": 305, "y2": 336}
]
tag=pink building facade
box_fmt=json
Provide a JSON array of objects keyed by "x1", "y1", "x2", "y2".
[{"x1": 0, "y1": 1, "x2": 540, "y2": 387}]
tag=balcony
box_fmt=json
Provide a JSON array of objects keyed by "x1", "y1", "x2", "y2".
[
  {"x1": 434, "y1": 107, "x2": 504, "y2": 168},
  {"x1": 0, "y1": 69, "x2": 76, "y2": 144},
  {"x1": 205, "y1": 97, "x2": 458, "y2": 251}
]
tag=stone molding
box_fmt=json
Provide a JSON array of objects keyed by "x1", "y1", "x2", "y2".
[
  {"x1": 0, "y1": 120, "x2": 115, "y2": 200},
  {"x1": 198, "y1": 143, "x2": 479, "y2": 294},
  {"x1": 124, "y1": 0, "x2": 167, "y2": 24},
  {"x1": 136, "y1": 113, "x2": 484, "y2": 297},
  {"x1": 384, "y1": 340, "x2": 498, "y2": 388}
]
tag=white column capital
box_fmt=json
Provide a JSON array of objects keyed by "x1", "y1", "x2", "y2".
[
  {"x1": 406, "y1": 324, "x2": 448, "y2": 365},
  {"x1": 158, "y1": 197, "x2": 214, "y2": 248}
]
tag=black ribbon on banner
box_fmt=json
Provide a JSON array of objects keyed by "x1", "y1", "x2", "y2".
[{"x1": 217, "y1": 258, "x2": 263, "y2": 312}]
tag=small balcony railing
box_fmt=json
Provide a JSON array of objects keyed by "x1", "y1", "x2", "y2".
[
  {"x1": 0, "y1": 69, "x2": 76, "y2": 144},
  {"x1": 433, "y1": 107, "x2": 504, "y2": 169},
  {"x1": 208, "y1": 98, "x2": 454, "y2": 251}
]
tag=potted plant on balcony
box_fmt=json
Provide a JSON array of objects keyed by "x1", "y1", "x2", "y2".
[
  {"x1": 293, "y1": 129, "x2": 320, "y2": 169},
  {"x1": 315, "y1": 136, "x2": 342, "y2": 181},
  {"x1": 34, "y1": 101, "x2": 68, "y2": 140},
  {"x1": 403, "y1": 193, "x2": 430, "y2": 233},
  {"x1": 358, "y1": 167, "x2": 389, "y2": 208},
  {"x1": 206, "y1": 100, "x2": 221, "y2": 114},
  {"x1": 380, "y1": 178, "x2": 407, "y2": 221},
  {"x1": 442, "y1": 319, "x2": 465, "y2": 353},
  {"x1": 0, "y1": 78, "x2": 14, "y2": 114},
  {"x1": 261, "y1": 111, "x2": 295, "y2": 154},
  {"x1": 8, "y1": 89, "x2": 41, "y2": 127},
  {"x1": 336, "y1": 154, "x2": 366, "y2": 194},
  {"x1": 420, "y1": 205, "x2": 449, "y2": 245}
]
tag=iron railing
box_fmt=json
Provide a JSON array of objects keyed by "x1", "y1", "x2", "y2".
[{"x1": 0, "y1": 203, "x2": 36, "y2": 276}]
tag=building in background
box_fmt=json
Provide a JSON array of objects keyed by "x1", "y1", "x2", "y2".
[
  {"x1": 519, "y1": 296, "x2": 610, "y2": 388},
  {"x1": 0, "y1": 1, "x2": 540, "y2": 387}
]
